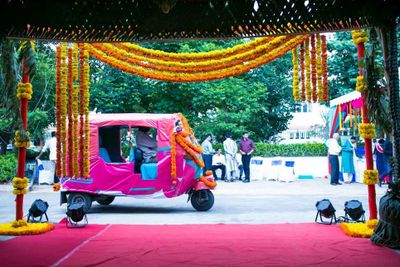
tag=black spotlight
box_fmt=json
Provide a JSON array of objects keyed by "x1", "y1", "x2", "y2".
[
  {"x1": 344, "y1": 200, "x2": 365, "y2": 223},
  {"x1": 315, "y1": 199, "x2": 337, "y2": 225},
  {"x1": 66, "y1": 203, "x2": 88, "y2": 228},
  {"x1": 27, "y1": 199, "x2": 49, "y2": 223}
]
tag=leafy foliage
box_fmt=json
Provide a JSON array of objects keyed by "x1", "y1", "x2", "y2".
[
  {"x1": 0, "y1": 152, "x2": 17, "y2": 183},
  {"x1": 89, "y1": 40, "x2": 294, "y2": 142},
  {"x1": 214, "y1": 142, "x2": 327, "y2": 157}
]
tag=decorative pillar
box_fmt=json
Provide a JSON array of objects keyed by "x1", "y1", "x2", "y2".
[
  {"x1": 352, "y1": 30, "x2": 377, "y2": 220},
  {"x1": 15, "y1": 41, "x2": 35, "y2": 221}
]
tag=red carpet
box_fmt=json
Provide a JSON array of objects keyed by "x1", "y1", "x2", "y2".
[{"x1": 1, "y1": 223, "x2": 399, "y2": 266}]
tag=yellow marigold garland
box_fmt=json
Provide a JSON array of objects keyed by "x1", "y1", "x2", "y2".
[
  {"x1": 14, "y1": 130, "x2": 30, "y2": 148},
  {"x1": 67, "y1": 47, "x2": 74, "y2": 177},
  {"x1": 310, "y1": 34, "x2": 317, "y2": 102},
  {"x1": 78, "y1": 43, "x2": 86, "y2": 177},
  {"x1": 0, "y1": 220, "x2": 54, "y2": 235},
  {"x1": 93, "y1": 37, "x2": 284, "y2": 73},
  {"x1": 304, "y1": 37, "x2": 311, "y2": 102},
  {"x1": 339, "y1": 219, "x2": 378, "y2": 238},
  {"x1": 72, "y1": 85, "x2": 79, "y2": 177},
  {"x1": 12, "y1": 177, "x2": 29, "y2": 195},
  {"x1": 363, "y1": 169, "x2": 379, "y2": 185},
  {"x1": 72, "y1": 43, "x2": 79, "y2": 82},
  {"x1": 60, "y1": 43, "x2": 67, "y2": 177},
  {"x1": 83, "y1": 44, "x2": 91, "y2": 178},
  {"x1": 300, "y1": 42, "x2": 306, "y2": 102},
  {"x1": 321, "y1": 35, "x2": 329, "y2": 102},
  {"x1": 292, "y1": 47, "x2": 300, "y2": 101},
  {"x1": 88, "y1": 35, "x2": 307, "y2": 83},
  {"x1": 351, "y1": 30, "x2": 369, "y2": 45},
  {"x1": 359, "y1": 123, "x2": 376, "y2": 139},
  {"x1": 116, "y1": 37, "x2": 274, "y2": 62},
  {"x1": 55, "y1": 46, "x2": 62, "y2": 177},
  {"x1": 356, "y1": 75, "x2": 367, "y2": 92},
  {"x1": 16, "y1": 82, "x2": 33, "y2": 100}
]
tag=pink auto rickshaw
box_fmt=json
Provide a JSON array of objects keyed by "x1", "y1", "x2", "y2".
[{"x1": 60, "y1": 113, "x2": 216, "y2": 212}]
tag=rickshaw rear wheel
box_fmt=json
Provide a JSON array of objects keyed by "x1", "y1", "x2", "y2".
[
  {"x1": 67, "y1": 192, "x2": 92, "y2": 212},
  {"x1": 96, "y1": 196, "x2": 115, "y2": 206},
  {"x1": 191, "y1": 189, "x2": 214, "y2": 211}
]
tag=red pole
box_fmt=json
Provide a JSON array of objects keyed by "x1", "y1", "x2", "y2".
[
  {"x1": 358, "y1": 42, "x2": 377, "y2": 220},
  {"x1": 15, "y1": 59, "x2": 29, "y2": 220}
]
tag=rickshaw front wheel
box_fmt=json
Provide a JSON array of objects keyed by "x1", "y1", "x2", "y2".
[
  {"x1": 67, "y1": 192, "x2": 92, "y2": 212},
  {"x1": 191, "y1": 189, "x2": 214, "y2": 211}
]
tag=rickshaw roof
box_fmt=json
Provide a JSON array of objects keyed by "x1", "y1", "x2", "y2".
[{"x1": 90, "y1": 113, "x2": 179, "y2": 126}]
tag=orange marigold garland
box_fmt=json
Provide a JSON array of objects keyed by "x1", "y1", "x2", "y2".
[
  {"x1": 55, "y1": 46, "x2": 62, "y2": 177},
  {"x1": 310, "y1": 34, "x2": 317, "y2": 102},
  {"x1": 170, "y1": 130, "x2": 177, "y2": 180},
  {"x1": 321, "y1": 35, "x2": 329, "y2": 102},
  {"x1": 199, "y1": 176, "x2": 217, "y2": 189},
  {"x1": 67, "y1": 47, "x2": 74, "y2": 177},
  {"x1": 304, "y1": 37, "x2": 311, "y2": 102},
  {"x1": 316, "y1": 34, "x2": 323, "y2": 101},
  {"x1": 292, "y1": 46, "x2": 300, "y2": 101},
  {"x1": 175, "y1": 133, "x2": 205, "y2": 168},
  {"x1": 300, "y1": 42, "x2": 306, "y2": 102}
]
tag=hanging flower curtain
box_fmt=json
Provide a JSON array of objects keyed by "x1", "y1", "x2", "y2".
[{"x1": 87, "y1": 35, "x2": 308, "y2": 82}]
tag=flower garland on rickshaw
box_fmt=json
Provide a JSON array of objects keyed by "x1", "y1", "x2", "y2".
[{"x1": 170, "y1": 114, "x2": 205, "y2": 182}]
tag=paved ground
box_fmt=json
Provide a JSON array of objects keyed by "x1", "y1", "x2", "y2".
[{"x1": 0, "y1": 178, "x2": 388, "y2": 226}]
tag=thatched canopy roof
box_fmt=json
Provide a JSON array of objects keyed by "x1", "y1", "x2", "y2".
[{"x1": 0, "y1": 0, "x2": 399, "y2": 42}]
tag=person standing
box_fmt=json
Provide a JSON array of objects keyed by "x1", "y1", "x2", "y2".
[
  {"x1": 374, "y1": 139, "x2": 386, "y2": 184},
  {"x1": 211, "y1": 148, "x2": 226, "y2": 181},
  {"x1": 201, "y1": 134, "x2": 214, "y2": 175},
  {"x1": 239, "y1": 132, "x2": 255, "y2": 183},
  {"x1": 223, "y1": 132, "x2": 238, "y2": 182},
  {"x1": 235, "y1": 151, "x2": 244, "y2": 180},
  {"x1": 341, "y1": 136, "x2": 357, "y2": 183},
  {"x1": 379, "y1": 138, "x2": 393, "y2": 186},
  {"x1": 326, "y1": 133, "x2": 342, "y2": 185},
  {"x1": 36, "y1": 131, "x2": 57, "y2": 183}
]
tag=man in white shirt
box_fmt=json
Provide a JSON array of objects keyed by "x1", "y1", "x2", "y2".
[
  {"x1": 36, "y1": 131, "x2": 57, "y2": 183},
  {"x1": 201, "y1": 134, "x2": 214, "y2": 175},
  {"x1": 223, "y1": 132, "x2": 238, "y2": 182},
  {"x1": 212, "y1": 148, "x2": 226, "y2": 181},
  {"x1": 326, "y1": 133, "x2": 342, "y2": 186}
]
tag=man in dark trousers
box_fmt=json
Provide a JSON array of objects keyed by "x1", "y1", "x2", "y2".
[
  {"x1": 379, "y1": 138, "x2": 393, "y2": 186},
  {"x1": 239, "y1": 132, "x2": 255, "y2": 183}
]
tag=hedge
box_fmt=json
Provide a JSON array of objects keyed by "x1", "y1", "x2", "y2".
[
  {"x1": 0, "y1": 152, "x2": 17, "y2": 183},
  {"x1": 214, "y1": 143, "x2": 327, "y2": 157}
]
